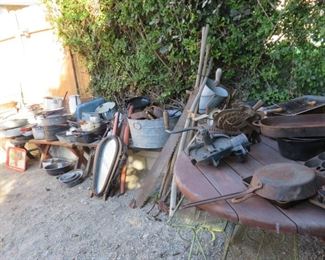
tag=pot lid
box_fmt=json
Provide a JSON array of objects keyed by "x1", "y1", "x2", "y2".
[
  {"x1": 0, "y1": 119, "x2": 27, "y2": 130},
  {"x1": 96, "y1": 102, "x2": 116, "y2": 113}
]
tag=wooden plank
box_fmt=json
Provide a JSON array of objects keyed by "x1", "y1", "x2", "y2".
[
  {"x1": 39, "y1": 144, "x2": 50, "y2": 168},
  {"x1": 261, "y1": 136, "x2": 279, "y2": 152},
  {"x1": 224, "y1": 154, "x2": 262, "y2": 179},
  {"x1": 248, "y1": 141, "x2": 293, "y2": 165},
  {"x1": 197, "y1": 163, "x2": 297, "y2": 234},
  {"x1": 224, "y1": 138, "x2": 286, "y2": 179},
  {"x1": 174, "y1": 153, "x2": 238, "y2": 222},
  {"x1": 29, "y1": 139, "x2": 74, "y2": 148},
  {"x1": 175, "y1": 138, "x2": 324, "y2": 237},
  {"x1": 277, "y1": 202, "x2": 325, "y2": 238},
  {"x1": 133, "y1": 89, "x2": 200, "y2": 208},
  {"x1": 29, "y1": 139, "x2": 98, "y2": 148}
]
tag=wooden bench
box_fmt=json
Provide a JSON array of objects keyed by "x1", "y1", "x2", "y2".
[
  {"x1": 174, "y1": 137, "x2": 325, "y2": 239},
  {"x1": 28, "y1": 139, "x2": 98, "y2": 176}
]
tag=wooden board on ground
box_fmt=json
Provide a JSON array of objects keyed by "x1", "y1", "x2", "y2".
[{"x1": 132, "y1": 89, "x2": 199, "y2": 208}]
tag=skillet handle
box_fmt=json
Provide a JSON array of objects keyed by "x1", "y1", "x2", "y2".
[
  {"x1": 231, "y1": 192, "x2": 254, "y2": 203},
  {"x1": 230, "y1": 182, "x2": 263, "y2": 203},
  {"x1": 181, "y1": 182, "x2": 263, "y2": 209},
  {"x1": 252, "y1": 120, "x2": 262, "y2": 127}
]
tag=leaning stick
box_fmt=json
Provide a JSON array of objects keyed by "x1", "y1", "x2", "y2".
[{"x1": 169, "y1": 24, "x2": 210, "y2": 216}]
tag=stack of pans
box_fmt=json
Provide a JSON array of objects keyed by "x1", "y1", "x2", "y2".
[
  {"x1": 36, "y1": 107, "x2": 68, "y2": 141},
  {"x1": 258, "y1": 114, "x2": 325, "y2": 161},
  {"x1": 58, "y1": 170, "x2": 83, "y2": 187}
]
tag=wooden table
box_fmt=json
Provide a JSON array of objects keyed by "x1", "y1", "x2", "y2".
[
  {"x1": 29, "y1": 139, "x2": 98, "y2": 176},
  {"x1": 174, "y1": 137, "x2": 325, "y2": 239}
]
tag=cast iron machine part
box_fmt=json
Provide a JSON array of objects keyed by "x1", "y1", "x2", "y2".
[
  {"x1": 187, "y1": 130, "x2": 249, "y2": 166},
  {"x1": 163, "y1": 111, "x2": 250, "y2": 165}
]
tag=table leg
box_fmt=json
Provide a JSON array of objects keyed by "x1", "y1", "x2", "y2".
[
  {"x1": 222, "y1": 222, "x2": 238, "y2": 260},
  {"x1": 39, "y1": 144, "x2": 51, "y2": 168},
  {"x1": 293, "y1": 233, "x2": 299, "y2": 260},
  {"x1": 85, "y1": 149, "x2": 96, "y2": 177},
  {"x1": 70, "y1": 147, "x2": 87, "y2": 168}
]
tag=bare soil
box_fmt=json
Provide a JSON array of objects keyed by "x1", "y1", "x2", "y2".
[{"x1": 0, "y1": 163, "x2": 324, "y2": 259}]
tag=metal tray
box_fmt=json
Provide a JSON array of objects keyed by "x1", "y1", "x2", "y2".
[
  {"x1": 259, "y1": 114, "x2": 325, "y2": 138},
  {"x1": 264, "y1": 95, "x2": 325, "y2": 116},
  {"x1": 0, "y1": 119, "x2": 27, "y2": 130},
  {"x1": 92, "y1": 135, "x2": 123, "y2": 196}
]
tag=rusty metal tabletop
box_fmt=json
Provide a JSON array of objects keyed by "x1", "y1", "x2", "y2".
[{"x1": 174, "y1": 137, "x2": 325, "y2": 238}]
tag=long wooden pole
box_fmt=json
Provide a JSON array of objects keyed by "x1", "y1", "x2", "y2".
[{"x1": 169, "y1": 25, "x2": 210, "y2": 216}]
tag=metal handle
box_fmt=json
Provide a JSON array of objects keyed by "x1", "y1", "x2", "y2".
[
  {"x1": 163, "y1": 110, "x2": 198, "y2": 134},
  {"x1": 252, "y1": 120, "x2": 262, "y2": 127},
  {"x1": 163, "y1": 110, "x2": 170, "y2": 130},
  {"x1": 215, "y1": 68, "x2": 222, "y2": 86},
  {"x1": 264, "y1": 107, "x2": 284, "y2": 115},
  {"x1": 252, "y1": 100, "x2": 264, "y2": 111},
  {"x1": 165, "y1": 127, "x2": 198, "y2": 134},
  {"x1": 181, "y1": 182, "x2": 263, "y2": 209}
]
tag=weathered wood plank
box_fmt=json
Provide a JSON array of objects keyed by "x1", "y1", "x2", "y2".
[
  {"x1": 197, "y1": 162, "x2": 297, "y2": 234},
  {"x1": 133, "y1": 89, "x2": 200, "y2": 208},
  {"x1": 175, "y1": 153, "x2": 238, "y2": 222}
]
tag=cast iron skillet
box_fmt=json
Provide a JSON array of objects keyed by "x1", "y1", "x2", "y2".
[{"x1": 182, "y1": 163, "x2": 318, "y2": 209}]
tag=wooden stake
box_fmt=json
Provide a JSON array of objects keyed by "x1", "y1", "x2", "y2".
[
  {"x1": 132, "y1": 25, "x2": 210, "y2": 210},
  {"x1": 169, "y1": 24, "x2": 211, "y2": 216}
]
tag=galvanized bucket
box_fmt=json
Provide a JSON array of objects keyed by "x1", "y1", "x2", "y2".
[{"x1": 128, "y1": 114, "x2": 178, "y2": 149}]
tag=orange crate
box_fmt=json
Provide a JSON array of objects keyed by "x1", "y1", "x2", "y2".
[{"x1": 6, "y1": 147, "x2": 27, "y2": 172}]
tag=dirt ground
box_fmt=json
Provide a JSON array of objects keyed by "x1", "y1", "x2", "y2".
[{"x1": 0, "y1": 162, "x2": 324, "y2": 260}]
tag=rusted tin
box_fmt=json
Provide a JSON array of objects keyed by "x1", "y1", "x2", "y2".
[
  {"x1": 258, "y1": 114, "x2": 325, "y2": 138},
  {"x1": 262, "y1": 95, "x2": 325, "y2": 116}
]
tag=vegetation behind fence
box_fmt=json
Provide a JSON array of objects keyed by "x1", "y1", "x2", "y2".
[{"x1": 44, "y1": 0, "x2": 324, "y2": 104}]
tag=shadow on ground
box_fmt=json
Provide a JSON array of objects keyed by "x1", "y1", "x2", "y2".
[{"x1": 0, "y1": 161, "x2": 324, "y2": 260}]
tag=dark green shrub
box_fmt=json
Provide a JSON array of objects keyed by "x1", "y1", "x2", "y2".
[{"x1": 44, "y1": 0, "x2": 324, "y2": 104}]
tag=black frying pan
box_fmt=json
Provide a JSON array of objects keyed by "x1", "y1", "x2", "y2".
[{"x1": 182, "y1": 163, "x2": 318, "y2": 209}]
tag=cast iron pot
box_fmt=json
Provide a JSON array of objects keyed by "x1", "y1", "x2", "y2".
[
  {"x1": 44, "y1": 161, "x2": 73, "y2": 176},
  {"x1": 277, "y1": 137, "x2": 325, "y2": 161}
]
